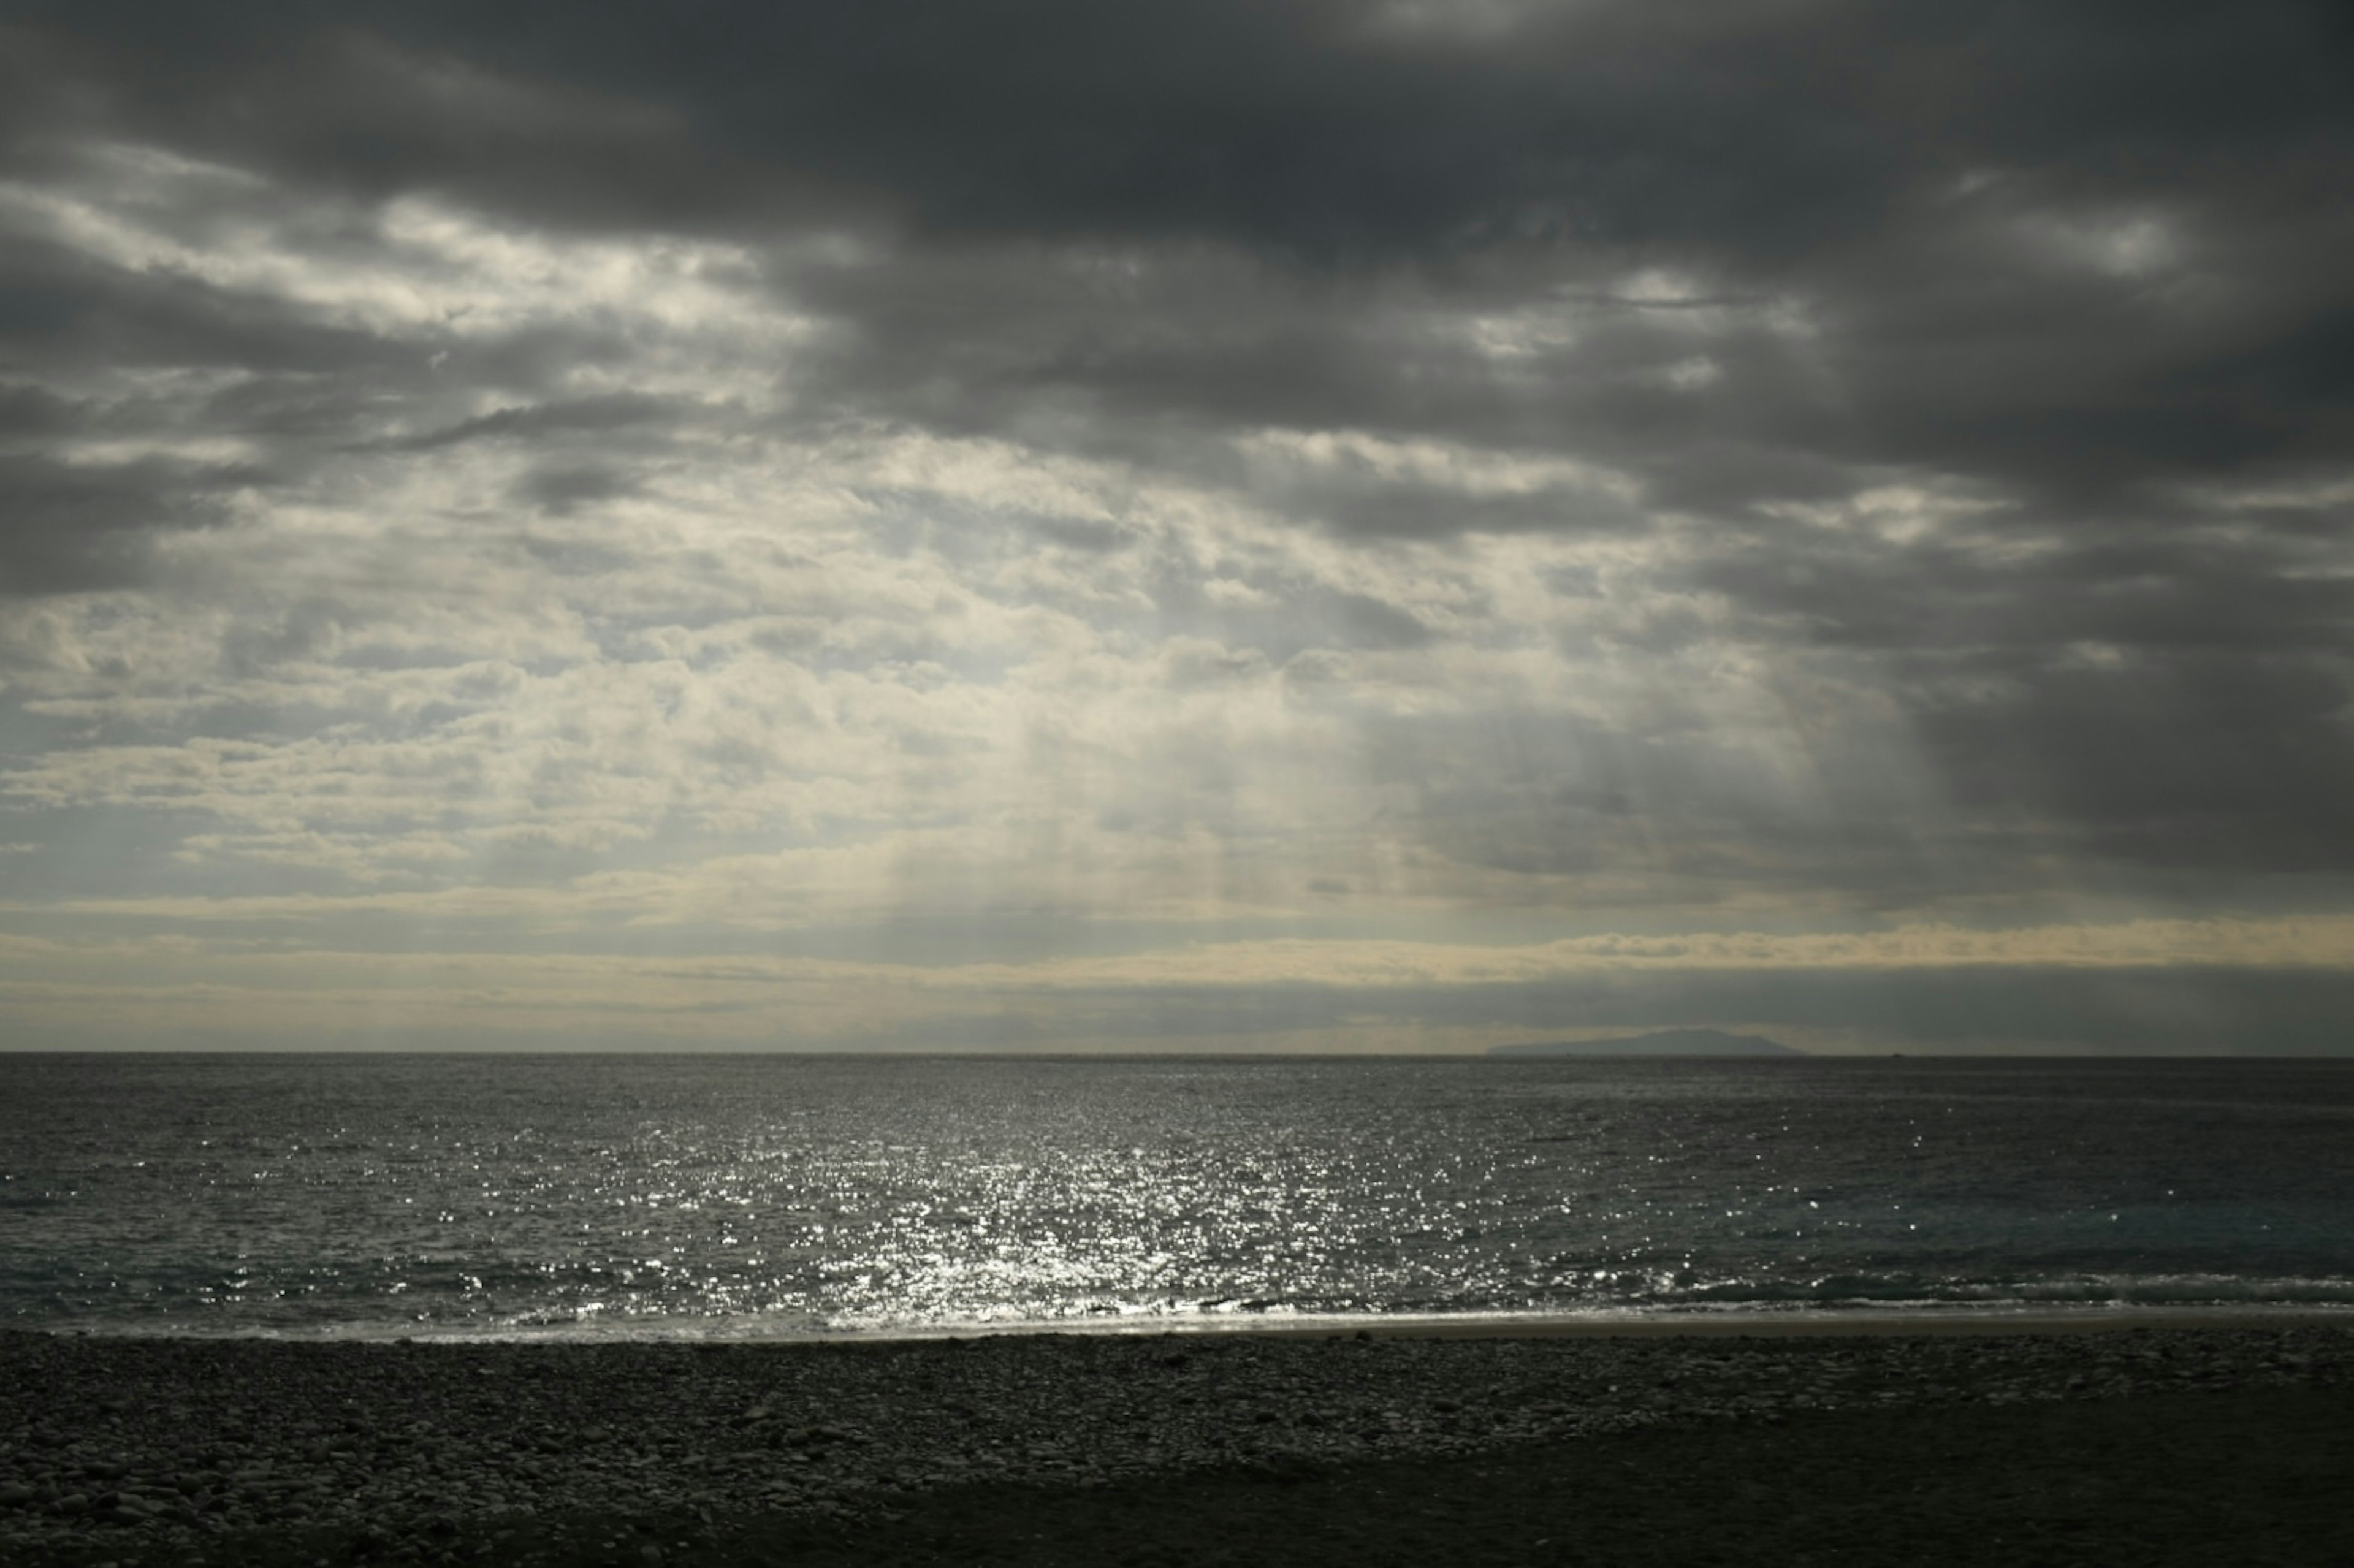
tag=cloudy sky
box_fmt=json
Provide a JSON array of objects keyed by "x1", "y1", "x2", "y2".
[{"x1": 2, "y1": 1, "x2": 2351, "y2": 1053}]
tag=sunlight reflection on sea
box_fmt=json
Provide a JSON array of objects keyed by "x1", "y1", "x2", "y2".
[{"x1": 2, "y1": 1054, "x2": 2350, "y2": 1337}]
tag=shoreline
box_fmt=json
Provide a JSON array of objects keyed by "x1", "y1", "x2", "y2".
[
  {"x1": 896, "y1": 1303, "x2": 2354, "y2": 1342},
  {"x1": 29, "y1": 1300, "x2": 2354, "y2": 1347},
  {"x1": 4, "y1": 1317, "x2": 2347, "y2": 1565}
]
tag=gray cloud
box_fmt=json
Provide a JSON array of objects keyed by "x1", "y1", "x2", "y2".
[
  {"x1": 3, "y1": 0, "x2": 2352, "y2": 1049},
  {"x1": 0, "y1": 451, "x2": 258, "y2": 595},
  {"x1": 13, "y1": 3, "x2": 2350, "y2": 503},
  {"x1": 378, "y1": 394, "x2": 685, "y2": 454},
  {"x1": 0, "y1": 234, "x2": 397, "y2": 376}
]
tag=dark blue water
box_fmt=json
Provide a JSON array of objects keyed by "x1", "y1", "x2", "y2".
[{"x1": 2, "y1": 1054, "x2": 2349, "y2": 1337}]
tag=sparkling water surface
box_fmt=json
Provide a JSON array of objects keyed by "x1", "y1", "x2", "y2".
[{"x1": 2, "y1": 1054, "x2": 2351, "y2": 1337}]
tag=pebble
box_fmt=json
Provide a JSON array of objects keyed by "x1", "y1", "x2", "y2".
[{"x1": 0, "y1": 1323, "x2": 2344, "y2": 1560}]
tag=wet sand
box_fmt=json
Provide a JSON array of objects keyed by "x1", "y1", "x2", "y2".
[{"x1": 4, "y1": 1316, "x2": 2348, "y2": 1566}]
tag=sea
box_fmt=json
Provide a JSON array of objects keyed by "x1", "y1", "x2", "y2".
[{"x1": 2, "y1": 1054, "x2": 2350, "y2": 1340}]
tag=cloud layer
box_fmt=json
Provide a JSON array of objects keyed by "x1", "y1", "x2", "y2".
[{"x1": 4, "y1": 1, "x2": 2351, "y2": 1050}]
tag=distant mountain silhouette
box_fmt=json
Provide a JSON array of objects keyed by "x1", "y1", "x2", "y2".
[{"x1": 1488, "y1": 1028, "x2": 1801, "y2": 1058}]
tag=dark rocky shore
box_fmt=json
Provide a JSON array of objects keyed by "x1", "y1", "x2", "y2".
[{"x1": 4, "y1": 1322, "x2": 2349, "y2": 1566}]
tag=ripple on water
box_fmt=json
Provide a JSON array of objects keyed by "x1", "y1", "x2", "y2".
[{"x1": 2, "y1": 1054, "x2": 2352, "y2": 1335}]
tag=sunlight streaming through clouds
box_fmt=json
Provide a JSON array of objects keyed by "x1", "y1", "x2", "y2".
[{"x1": 3, "y1": 1, "x2": 2352, "y2": 1051}]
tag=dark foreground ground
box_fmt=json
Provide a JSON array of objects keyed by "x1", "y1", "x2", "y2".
[
  {"x1": 7, "y1": 1324, "x2": 2350, "y2": 1567},
  {"x1": 752, "y1": 1385, "x2": 2354, "y2": 1568}
]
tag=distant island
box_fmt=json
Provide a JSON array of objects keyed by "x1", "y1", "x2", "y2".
[{"x1": 1488, "y1": 1028, "x2": 1802, "y2": 1058}]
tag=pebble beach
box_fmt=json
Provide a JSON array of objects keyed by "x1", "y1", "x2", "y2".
[{"x1": 4, "y1": 1317, "x2": 2350, "y2": 1566}]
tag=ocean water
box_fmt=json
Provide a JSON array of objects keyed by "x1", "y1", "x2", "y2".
[{"x1": 2, "y1": 1054, "x2": 2350, "y2": 1339}]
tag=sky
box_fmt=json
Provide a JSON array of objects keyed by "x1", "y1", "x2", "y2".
[{"x1": 2, "y1": 1, "x2": 2352, "y2": 1054}]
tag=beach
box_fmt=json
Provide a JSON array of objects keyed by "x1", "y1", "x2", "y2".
[{"x1": 4, "y1": 1316, "x2": 2348, "y2": 1565}]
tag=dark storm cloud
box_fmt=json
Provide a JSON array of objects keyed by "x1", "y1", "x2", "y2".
[
  {"x1": 1916, "y1": 654, "x2": 2354, "y2": 876},
  {"x1": 0, "y1": 451, "x2": 256, "y2": 595},
  {"x1": 0, "y1": 236, "x2": 396, "y2": 591},
  {"x1": 12, "y1": 1, "x2": 2349, "y2": 487},
  {"x1": 6, "y1": 0, "x2": 2352, "y2": 904},
  {"x1": 11, "y1": 2, "x2": 2344, "y2": 257},
  {"x1": 0, "y1": 205, "x2": 679, "y2": 589},
  {"x1": 1695, "y1": 525, "x2": 2354, "y2": 658},
  {"x1": 1667, "y1": 495, "x2": 2354, "y2": 881},
  {"x1": 0, "y1": 235, "x2": 396, "y2": 376},
  {"x1": 0, "y1": 383, "x2": 79, "y2": 440},
  {"x1": 512, "y1": 463, "x2": 641, "y2": 517}
]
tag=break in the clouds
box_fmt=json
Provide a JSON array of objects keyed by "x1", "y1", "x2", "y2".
[{"x1": 2, "y1": 1, "x2": 2351, "y2": 1052}]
